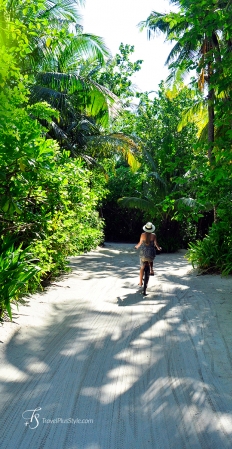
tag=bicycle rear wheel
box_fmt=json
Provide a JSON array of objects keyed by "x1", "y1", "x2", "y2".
[{"x1": 143, "y1": 262, "x2": 150, "y2": 295}]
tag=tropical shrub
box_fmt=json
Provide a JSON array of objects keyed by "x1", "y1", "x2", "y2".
[
  {"x1": 0, "y1": 236, "x2": 40, "y2": 320},
  {"x1": 29, "y1": 160, "x2": 106, "y2": 280},
  {"x1": 186, "y1": 221, "x2": 232, "y2": 275}
]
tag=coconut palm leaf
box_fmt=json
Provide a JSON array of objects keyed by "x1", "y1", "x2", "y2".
[
  {"x1": 5, "y1": 0, "x2": 84, "y2": 23},
  {"x1": 34, "y1": 71, "x2": 116, "y2": 99},
  {"x1": 177, "y1": 97, "x2": 208, "y2": 137},
  {"x1": 166, "y1": 40, "x2": 198, "y2": 67},
  {"x1": 30, "y1": 85, "x2": 71, "y2": 113},
  {"x1": 139, "y1": 12, "x2": 171, "y2": 38},
  {"x1": 86, "y1": 133, "x2": 139, "y2": 149},
  {"x1": 86, "y1": 133, "x2": 141, "y2": 171},
  {"x1": 63, "y1": 34, "x2": 110, "y2": 65},
  {"x1": 31, "y1": 71, "x2": 119, "y2": 127},
  {"x1": 38, "y1": 0, "x2": 85, "y2": 21}
]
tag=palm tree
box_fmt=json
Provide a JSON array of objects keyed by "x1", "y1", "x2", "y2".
[
  {"x1": 3, "y1": 0, "x2": 115, "y2": 124},
  {"x1": 2, "y1": 1, "x2": 122, "y2": 153},
  {"x1": 2, "y1": 0, "x2": 140, "y2": 169},
  {"x1": 140, "y1": 0, "x2": 232, "y2": 226},
  {"x1": 139, "y1": 1, "x2": 227, "y2": 162}
]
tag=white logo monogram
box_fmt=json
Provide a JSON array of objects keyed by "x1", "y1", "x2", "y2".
[{"x1": 22, "y1": 407, "x2": 41, "y2": 429}]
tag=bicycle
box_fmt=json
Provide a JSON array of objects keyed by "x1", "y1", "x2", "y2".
[{"x1": 140, "y1": 248, "x2": 162, "y2": 295}]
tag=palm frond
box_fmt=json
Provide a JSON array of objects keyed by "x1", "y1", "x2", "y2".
[
  {"x1": 86, "y1": 133, "x2": 141, "y2": 171},
  {"x1": 165, "y1": 41, "x2": 184, "y2": 65},
  {"x1": 32, "y1": 72, "x2": 120, "y2": 125},
  {"x1": 80, "y1": 154, "x2": 108, "y2": 176},
  {"x1": 35, "y1": 72, "x2": 82, "y2": 92},
  {"x1": 38, "y1": 0, "x2": 84, "y2": 22},
  {"x1": 70, "y1": 117, "x2": 100, "y2": 135},
  {"x1": 30, "y1": 84, "x2": 66, "y2": 105},
  {"x1": 167, "y1": 43, "x2": 198, "y2": 72},
  {"x1": 139, "y1": 12, "x2": 170, "y2": 39},
  {"x1": 198, "y1": 123, "x2": 208, "y2": 142},
  {"x1": 165, "y1": 67, "x2": 188, "y2": 89},
  {"x1": 48, "y1": 121, "x2": 73, "y2": 147},
  {"x1": 177, "y1": 99, "x2": 208, "y2": 138},
  {"x1": 57, "y1": 34, "x2": 110, "y2": 70}
]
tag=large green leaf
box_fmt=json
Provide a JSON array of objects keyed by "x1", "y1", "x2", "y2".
[{"x1": 118, "y1": 197, "x2": 155, "y2": 212}]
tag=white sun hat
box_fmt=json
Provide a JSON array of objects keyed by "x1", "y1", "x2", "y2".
[{"x1": 143, "y1": 222, "x2": 155, "y2": 233}]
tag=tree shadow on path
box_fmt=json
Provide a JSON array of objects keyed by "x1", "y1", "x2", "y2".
[{"x1": 1, "y1": 244, "x2": 232, "y2": 449}]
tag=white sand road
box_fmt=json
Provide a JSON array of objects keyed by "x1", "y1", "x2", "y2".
[{"x1": 1, "y1": 243, "x2": 232, "y2": 449}]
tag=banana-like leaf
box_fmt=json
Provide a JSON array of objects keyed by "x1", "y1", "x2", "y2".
[
  {"x1": 143, "y1": 149, "x2": 157, "y2": 169},
  {"x1": 175, "y1": 197, "x2": 198, "y2": 208},
  {"x1": 175, "y1": 197, "x2": 212, "y2": 211},
  {"x1": 147, "y1": 171, "x2": 167, "y2": 190},
  {"x1": 118, "y1": 197, "x2": 155, "y2": 212}
]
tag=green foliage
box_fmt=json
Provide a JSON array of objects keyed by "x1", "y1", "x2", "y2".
[
  {"x1": 0, "y1": 103, "x2": 107, "y2": 276},
  {"x1": 0, "y1": 0, "x2": 147, "y2": 325},
  {"x1": 28, "y1": 160, "x2": 106, "y2": 278},
  {"x1": 186, "y1": 221, "x2": 232, "y2": 275},
  {"x1": 95, "y1": 43, "x2": 143, "y2": 106},
  {"x1": 135, "y1": 0, "x2": 232, "y2": 268},
  {"x1": 0, "y1": 236, "x2": 40, "y2": 320},
  {"x1": 109, "y1": 84, "x2": 199, "y2": 247},
  {"x1": 0, "y1": 51, "x2": 107, "y2": 300}
]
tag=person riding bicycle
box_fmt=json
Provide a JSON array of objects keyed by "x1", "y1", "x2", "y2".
[{"x1": 135, "y1": 222, "x2": 162, "y2": 287}]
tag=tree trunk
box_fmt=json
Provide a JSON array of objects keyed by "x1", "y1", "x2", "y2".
[
  {"x1": 207, "y1": 87, "x2": 215, "y2": 162},
  {"x1": 207, "y1": 61, "x2": 215, "y2": 163},
  {"x1": 207, "y1": 64, "x2": 216, "y2": 222}
]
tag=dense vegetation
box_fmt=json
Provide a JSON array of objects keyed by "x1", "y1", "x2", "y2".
[
  {"x1": 138, "y1": 0, "x2": 232, "y2": 273},
  {"x1": 1, "y1": 0, "x2": 232, "y2": 320}
]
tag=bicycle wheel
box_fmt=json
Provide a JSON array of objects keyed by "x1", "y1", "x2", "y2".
[{"x1": 143, "y1": 262, "x2": 150, "y2": 295}]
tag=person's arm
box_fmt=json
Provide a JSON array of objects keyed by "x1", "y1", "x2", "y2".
[
  {"x1": 153, "y1": 235, "x2": 162, "y2": 251},
  {"x1": 135, "y1": 234, "x2": 144, "y2": 249}
]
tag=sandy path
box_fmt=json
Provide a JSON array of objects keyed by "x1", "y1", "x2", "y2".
[{"x1": 1, "y1": 243, "x2": 232, "y2": 449}]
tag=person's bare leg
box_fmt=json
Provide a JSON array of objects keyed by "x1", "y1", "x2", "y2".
[{"x1": 150, "y1": 262, "x2": 154, "y2": 275}]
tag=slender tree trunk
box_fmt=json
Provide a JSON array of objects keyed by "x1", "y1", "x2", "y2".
[
  {"x1": 207, "y1": 62, "x2": 215, "y2": 163},
  {"x1": 207, "y1": 87, "x2": 215, "y2": 162},
  {"x1": 207, "y1": 63, "x2": 217, "y2": 222}
]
